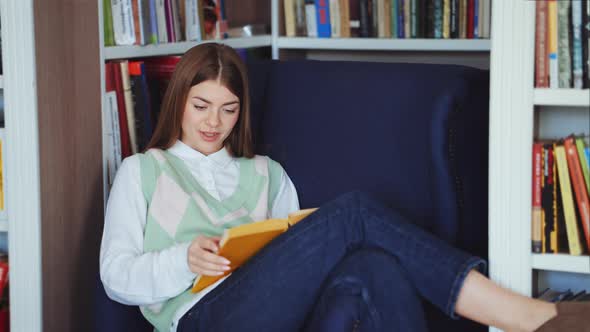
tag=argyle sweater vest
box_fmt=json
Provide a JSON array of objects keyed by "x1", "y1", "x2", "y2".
[{"x1": 137, "y1": 149, "x2": 283, "y2": 332}]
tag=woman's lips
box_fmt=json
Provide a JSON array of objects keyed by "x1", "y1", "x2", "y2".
[{"x1": 199, "y1": 131, "x2": 220, "y2": 142}]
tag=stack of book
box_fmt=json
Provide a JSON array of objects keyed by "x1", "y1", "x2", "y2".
[
  {"x1": 104, "y1": 0, "x2": 229, "y2": 47},
  {"x1": 283, "y1": 0, "x2": 491, "y2": 39},
  {"x1": 534, "y1": 0, "x2": 590, "y2": 89},
  {"x1": 531, "y1": 135, "x2": 590, "y2": 256}
]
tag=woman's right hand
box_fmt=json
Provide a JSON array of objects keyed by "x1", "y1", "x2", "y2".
[{"x1": 187, "y1": 235, "x2": 231, "y2": 276}]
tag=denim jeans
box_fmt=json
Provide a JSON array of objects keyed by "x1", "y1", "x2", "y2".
[{"x1": 177, "y1": 191, "x2": 486, "y2": 331}]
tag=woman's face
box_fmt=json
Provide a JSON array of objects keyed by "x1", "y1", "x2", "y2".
[{"x1": 180, "y1": 79, "x2": 240, "y2": 155}]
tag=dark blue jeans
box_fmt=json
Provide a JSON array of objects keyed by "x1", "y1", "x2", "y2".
[{"x1": 178, "y1": 191, "x2": 485, "y2": 331}]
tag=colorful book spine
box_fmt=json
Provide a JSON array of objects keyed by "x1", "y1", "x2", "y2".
[
  {"x1": 284, "y1": 0, "x2": 296, "y2": 37},
  {"x1": 104, "y1": 0, "x2": 116, "y2": 46},
  {"x1": 149, "y1": 0, "x2": 159, "y2": 44},
  {"x1": 535, "y1": 1, "x2": 548, "y2": 88},
  {"x1": 315, "y1": 0, "x2": 332, "y2": 37},
  {"x1": 572, "y1": 0, "x2": 585, "y2": 89},
  {"x1": 305, "y1": 0, "x2": 318, "y2": 37},
  {"x1": 532, "y1": 143, "x2": 543, "y2": 253},
  {"x1": 542, "y1": 144, "x2": 556, "y2": 253},
  {"x1": 565, "y1": 137, "x2": 590, "y2": 252},
  {"x1": 548, "y1": 0, "x2": 558, "y2": 88},
  {"x1": 433, "y1": 0, "x2": 442, "y2": 38},
  {"x1": 111, "y1": 0, "x2": 136, "y2": 45},
  {"x1": 554, "y1": 144, "x2": 582, "y2": 255},
  {"x1": 576, "y1": 137, "x2": 590, "y2": 195},
  {"x1": 557, "y1": 0, "x2": 572, "y2": 88}
]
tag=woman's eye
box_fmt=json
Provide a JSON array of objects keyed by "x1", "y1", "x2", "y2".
[
  {"x1": 224, "y1": 108, "x2": 237, "y2": 114},
  {"x1": 193, "y1": 105, "x2": 207, "y2": 111}
]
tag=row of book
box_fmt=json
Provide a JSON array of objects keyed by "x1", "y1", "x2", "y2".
[
  {"x1": 531, "y1": 135, "x2": 590, "y2": 256},
  {"x1": 534, "y1": 0, "x2": 590, "y2": 89},
  {"x1": 104, "y1": 0, "x2": 228, "y2": 47},
  {"x1": 537, "y1": 287, "x2": 590, "y2": 302},
  {"x1": 284, "y1": 0, "x2": 491, "y2": 39},
  {"x1": 104, "y1": 56, "x2": 180, "y2": 185}
]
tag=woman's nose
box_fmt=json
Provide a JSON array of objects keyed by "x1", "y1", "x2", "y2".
[{"x1": 206, "y1": 110, "x2": 220, "y2": 127}]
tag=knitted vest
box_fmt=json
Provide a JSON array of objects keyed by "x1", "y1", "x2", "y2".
[{"x1": 137, "y1": 149, "x2": 283, "y2": 332}]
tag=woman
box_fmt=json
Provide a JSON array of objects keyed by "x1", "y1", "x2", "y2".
[{"x1": 100, "y1": 43, "x2": 588, "y2": 332}]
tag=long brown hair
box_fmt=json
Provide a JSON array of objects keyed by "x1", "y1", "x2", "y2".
[{"x1": 145, "y1": 43, "x2": 254, "y2": 158}]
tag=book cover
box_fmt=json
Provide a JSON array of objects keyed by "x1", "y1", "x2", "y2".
[
  {"x1": 148, "y1": 0, "x2": 159, "y2": 44},
  {"x1": 564, "y1": 136, "x2": 590, "y2": 252},
  {"x1": 305, "y1": 0, "x2": 318, "y2": 37},
  {"x1": 330, "y1": 0, "x2": 341, "y2": 37},
  {"x1": 155, "y1": 0, "x2": 168, "y2": 43},
  {"x1": 555, "y1": 144, "x2": 582, "y2": 255},
  {"x1": 131, "y1": 0, "x2": 143, "y2": 45},
  {"x1": 191, "y1": 208, "x2": 318, "y2": 293},
  {"x1": 442, "y1": 0, "x2": 450, "y2": 39},
  {"x1": 532, "y1": 142, "x2": 543, "y2": 253}
]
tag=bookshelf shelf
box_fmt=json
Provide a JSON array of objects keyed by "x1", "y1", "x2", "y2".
[
  {"x1": 276, "y1": 37, "x2": 491, "y2": 51},
  {"x1": 532, "y1": 254, "x2": 590, "y2": 274},
  {"x1": 104, "y1": 35, "x2": 272, "y2": 60},
  {"x1": 533, "y1": 89, "x2": 590, "y2": 107}
]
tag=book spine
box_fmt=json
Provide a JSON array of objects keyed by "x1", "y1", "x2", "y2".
[
  {"x1": 330, "y1": 0, "x2": 341, "y2": 37},
  {"x1": 111, "y1": 0, "x2": 136, "y2": 45},
  {"x1": 450, "y1": 0, "x2": 458, "y2": 38},
  {"x1": 315, "y1": 0, "x2": 332, "y2": 37},
  {"x1": 296, "y1": 0, "x2": 309, "y2": 36},
  {"x1": 305, "y1": 1, "x2": 318, "y2": 37},
  {"x1": 542, "y1": 144, "x2": 556, "y2": 253},
  {"x1": 557, "y1": 0, "x2": 572, "y2": 88},
  {"x1": 284, "y1": 0, "x2": 296, "y2": 37},
  {"x1": 149, "y1": 0, "x2": 159, "y2": 43},
  {"x1": 577, "y1": 137, "x2": 590, "y2": 194},
  {"x1": 548, "y1": 0, "x2": 558, "y2": 88},
  {"x1": 442, "y1": 0, "x2": 450, "y2": 38},
  {"x1": 359, "y1": 0, "x2": 370, "y2": 37},
  {"x1": 459, "y1": 0, "x2": 466, "y2": 39},
  {"x1": 565, "y1": 137, "x2": 590, "y2": 252},
  {"x1": 555, "y1": 144, "x2": 582, "y2": 255},
  {"x1": 156, "y1": 0, "x2": 168, "y2": 42},
  {"x1": 120, "y1": 61, "x2": 138, "y2": 155},
  {"x1": 398, "y1": 0, "x2": 405, "y2": 38},
  {"x1": 185, "y1": 0, "x2": 201, "y2": 41},
  {"x1": 532, "y1": 143, "x2": 543, "y2": 253},
  {"x1": 535, "y1": 1, "x2": 549, "y2": 88},
  {"x1": 109, "y1": 62, "x2": 132, "y2": 158},
  {"x1": 131, "y1": 0, "x2": 143, "y2": 44},
  {"x1": 390, "y1": 0, "x2": 398, "y2": 37},
  {"x1": 572, "y1": 0, "x2": 584, "y2": 89},
  {"x1": 403, "y1": 0, "x2": 410, "y2": 37},
  {"x1": 434, "y1": 0, "x2": 442, "y2": 38},
  {"x1": 104, "y1": 0, "x2": 116, "y2": 46}
]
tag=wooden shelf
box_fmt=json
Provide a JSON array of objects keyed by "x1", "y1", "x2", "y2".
[
  {"x1": 532, "y1": 254, "x2": 590, "y2": 274},
  {"x1": 277, "y1": 37, "x2": 491, "y2": 51},
  {"x1": 534, "y1": 89, "x2": 590, "y2": 107},
  {"x1": 104, "y1": 35, "x2": 272, "y2": 60}
]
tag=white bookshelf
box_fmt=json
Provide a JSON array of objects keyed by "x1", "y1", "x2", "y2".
[
  {"x1": 0, "y1": 219, "x2": 7, "y2": 233},
  {"x1": 532, "y1": 254, "x2": 590, "y2": 274},
  {"x1": 104, "y1": 35, "x2": 272, "y2": 60},
  {"x1": 0, "y1": 75, "x2": 3, "y2": 89},
  {"x1": 276, "y1": 37, "x2": 491, "y2": 51},
  {"x1": 534, "y1": 88, "x2": 590, "y2": 107},
  {"x1": 489, "y1": 5, "x2": 590, "y2": 332}
]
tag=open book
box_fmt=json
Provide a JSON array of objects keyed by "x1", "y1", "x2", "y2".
[{"x1": 191, "y1": 208, "x2": 318, "y2": 293}]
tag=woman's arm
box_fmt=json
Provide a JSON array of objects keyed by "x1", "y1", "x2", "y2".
[{"x1": 99, "y1": 156, "x2": 197, "y2": 306}]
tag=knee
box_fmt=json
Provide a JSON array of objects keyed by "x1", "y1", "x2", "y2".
[{"x1": 333, "y1": 191, "x2": 384, "y2": 210}]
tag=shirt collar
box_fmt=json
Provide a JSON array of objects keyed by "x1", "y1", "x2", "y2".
[{"x1": 168, "y1": 140, "x2": 233, "y2": 168}]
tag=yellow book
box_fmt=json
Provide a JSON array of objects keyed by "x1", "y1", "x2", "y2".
[
  {"x1": 554, "y1": 145, "x2": 582, "y2": 255},
  {"x1": 191, "y1": 208, "x2": 318, "y2": 293}
]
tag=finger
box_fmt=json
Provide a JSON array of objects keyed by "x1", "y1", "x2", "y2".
[
  {"x1": 199, "y1": 250, "x2": 231, "y2": 266},
  {"x1": 198, "y1": 237, "x2": 220, "y2": 253}
]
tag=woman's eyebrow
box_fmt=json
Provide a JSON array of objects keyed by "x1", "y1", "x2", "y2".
[{"x1": 192, "y1": 96, "x2": 239, "y2": 106}]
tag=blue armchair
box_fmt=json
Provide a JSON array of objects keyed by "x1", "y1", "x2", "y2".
[{"x1": 96, "y1": 59, "x2": 489, "y2": 332}]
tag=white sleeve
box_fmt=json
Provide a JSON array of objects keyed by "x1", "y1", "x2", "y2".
[
  {"x1": 270, "y1": 167, "x2": 300, "y2": 219},
  {"x1": 99, "y1": 156, "x2": 197, "y2": 306}
]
